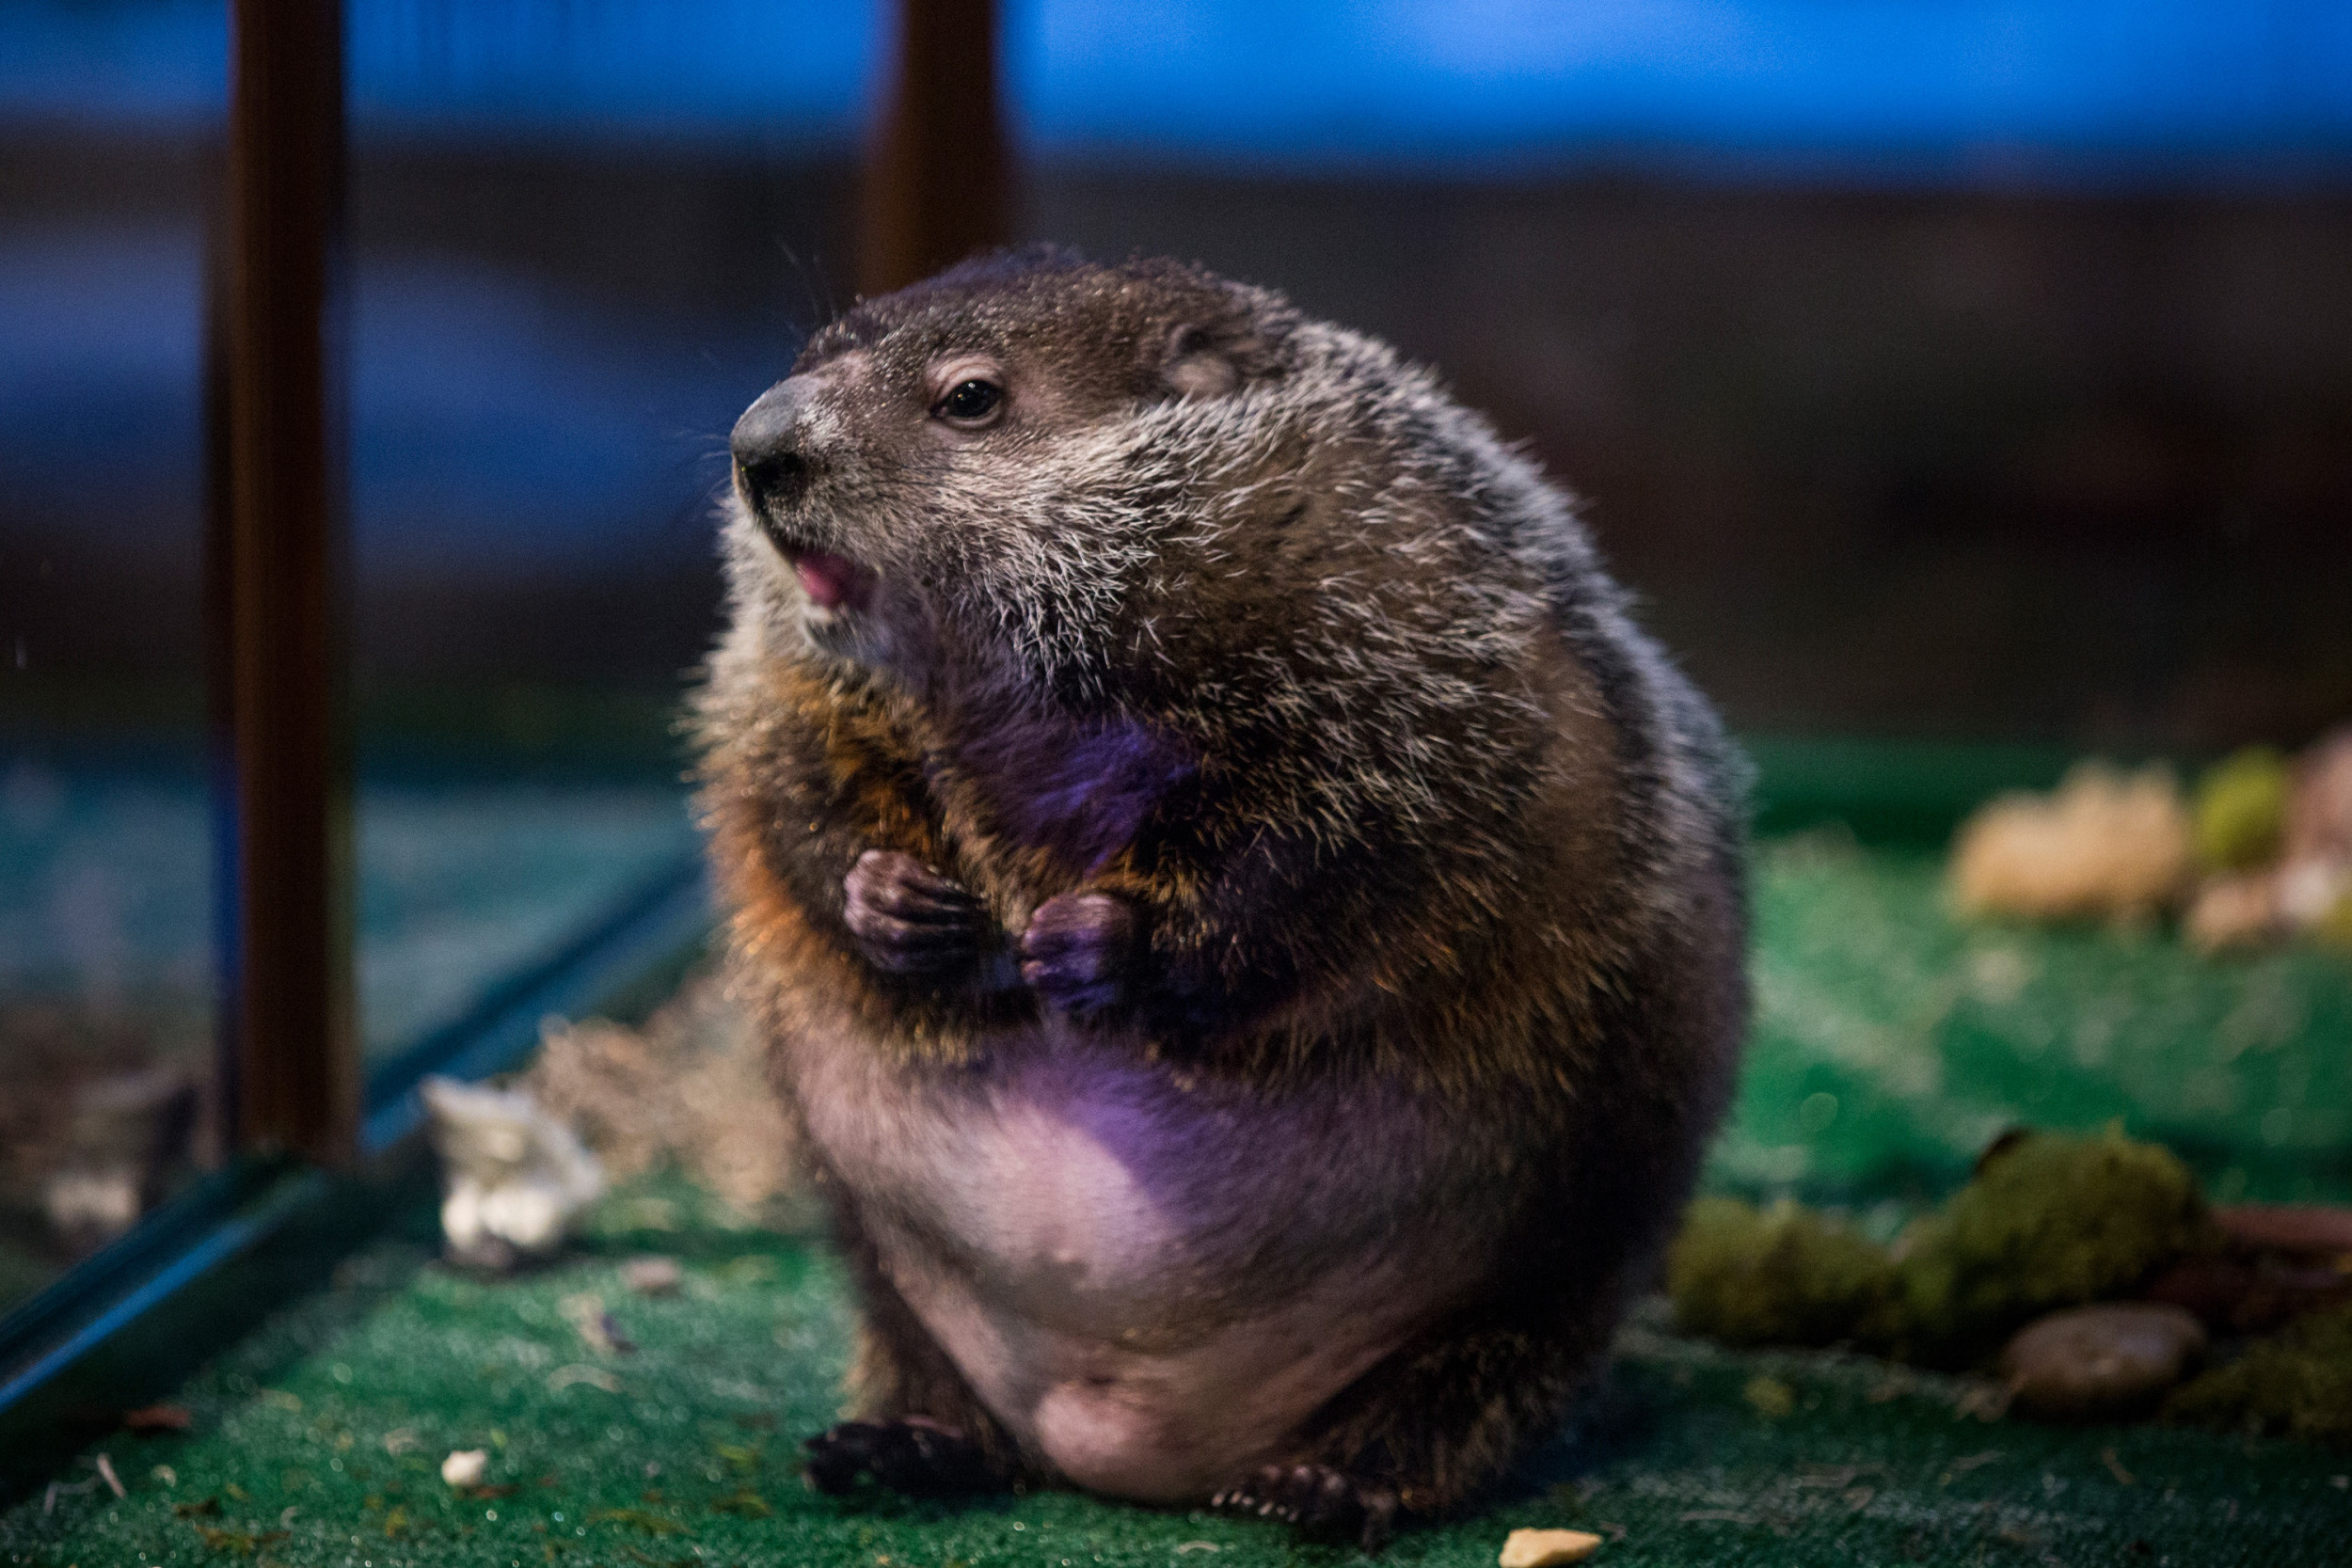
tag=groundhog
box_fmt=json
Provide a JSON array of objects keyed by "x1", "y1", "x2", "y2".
[{"x1": 695, "y1": 248, "x2": 1748, "y2": 1549}]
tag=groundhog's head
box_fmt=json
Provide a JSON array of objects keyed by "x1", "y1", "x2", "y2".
[
  {"x1": 725, "y1": 248, "x2": 1297, "y2": 700},
  {"x1": 724, "y1": 245, "x2": 1570, "y2": 760}
]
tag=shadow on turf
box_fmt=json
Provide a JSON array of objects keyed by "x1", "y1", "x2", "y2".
[{"x1": 1495, "y1": 1363, "x2": 1664, "y2": 1505}]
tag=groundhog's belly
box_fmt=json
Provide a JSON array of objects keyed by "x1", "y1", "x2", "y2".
[{"x1": 790, "y1": 1022, "x2": 1495, "y2": 1501}]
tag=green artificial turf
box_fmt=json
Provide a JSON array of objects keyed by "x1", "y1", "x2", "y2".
[
  {"x1": 8, "y1": 833, "x2": 2352, "y2": 1567},
  {"x1": 1718, "y1": 832, "x2": 2352, "y2": 1209},
  {"x1": 6, "y1": 1180, "x2": 2350, "y2": 1568}
]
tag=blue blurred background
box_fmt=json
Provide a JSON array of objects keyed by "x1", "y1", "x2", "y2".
[
  {"x1": 5, "y1": 1, "x2": 2352, "y2": 1300},
  {"x1": 12, "y1": 2, "x2": 2352, "y2": 170},
  {"x1": 7, "y1": 0, "x2": 2351, "y2": 734}
]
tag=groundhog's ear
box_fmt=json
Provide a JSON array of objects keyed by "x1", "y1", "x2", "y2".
[{"x1": 1160, "y1": 324, "x2": 1242, "y2": 401}]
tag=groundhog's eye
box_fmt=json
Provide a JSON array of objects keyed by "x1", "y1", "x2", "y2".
[{"x1": 932, "y1": 378, "x2": 1002, "y2": 426}]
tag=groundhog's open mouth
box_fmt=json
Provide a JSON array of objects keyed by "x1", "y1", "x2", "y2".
[{"x1": 780, "y1": 546, "x2": 878, "y2": 612}]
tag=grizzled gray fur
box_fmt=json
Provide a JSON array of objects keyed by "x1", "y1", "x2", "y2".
[{"x1": 694, "y1": 248, "x2": 1748, "y2": 1549}]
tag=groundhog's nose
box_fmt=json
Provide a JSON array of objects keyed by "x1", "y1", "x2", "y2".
[{"x1": 732, "y1": 381, "x2": 811, "y2": 513}]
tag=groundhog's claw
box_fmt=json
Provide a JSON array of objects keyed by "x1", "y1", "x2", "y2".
[
  {"x1": 802, "y1": 1418, "x2": 993, "y2": 1497},
  {"x1": 844, "y1": 850, "x2": 988, "y2": 976},
  {"x1": 1213, "y1": 1464, "x2": 1401, "y2": 1552},
  {"x1": 1019, "y1": 892, "x2": 1136, "y2": 1018}
]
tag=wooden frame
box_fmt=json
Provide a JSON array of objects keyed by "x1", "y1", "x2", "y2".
[
  {"x1": 860, "y1": 0, "x2": 1010, "y2": 296},
  {"x1": 211, "y1": 0, "x2": 356, "y2": 1169},
  {"x1": 200, "y1": 0, "x2": 1013, "y2": 1169}
]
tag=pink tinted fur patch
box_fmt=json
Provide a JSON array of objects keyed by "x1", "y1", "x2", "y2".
[
  {"x1": 961, "y1": 716, "x2": 1196, "y2": 871},
  {"x1": 789, "y1": 1024, "x2": 1487, "y2": 1501}
]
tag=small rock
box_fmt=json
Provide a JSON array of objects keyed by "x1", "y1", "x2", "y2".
[
  {"x1": 2215, "y1": 1203, "x2": 2352, "y2": 1259},
  {"x1": 1499, "y1": 1528, "x2": 1603, "y2": 1567},
  {"x1": 2147, "y1": 1252, "x2": 2352, "y2": 1334},
  {"x1": 122, "y1": 1404, "x2": 194, "y2": 1434},
  {"x1": 1999, "y1": 1304, "x2": 2206, "y2": 1421},
  {"x1": 440, "y1": 1449, "x2": 488, "y2": 1488},
  {"x1": 621, "y1": 1255, "x2": 683, "y2": 1295}
]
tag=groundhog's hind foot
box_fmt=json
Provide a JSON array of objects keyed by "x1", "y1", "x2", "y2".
[
  {"x1": 802, "y1": 1418, "x2": 996, "y2": 1497},
  {"x1": 1214, "y1": 1464, "x2": 1402, "y2": 1553}
]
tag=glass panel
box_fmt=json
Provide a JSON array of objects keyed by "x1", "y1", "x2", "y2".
[
  {"x1": 0, "y1": 1, "x2": 886, "y2": 1313},
  {"x1": 344, "y1": 1, "x2": 880, "y2": 1058},
  {"x1": 0, "y1": 3, "x2": 227, "y2": 1312},
  {"x1": 358, "y1": 782, "x2": 699, "y2": 1054}
]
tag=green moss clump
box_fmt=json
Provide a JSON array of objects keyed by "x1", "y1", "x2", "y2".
[
  {"x1": 2193, "y1": 747, "x2": 2290, "y2": 872},
  {"x1": 2166, "y1": 1306, "x2": 2352, "y2": 1444},
  {"x1": 1667, "y1": 1196, "x2": 1897, "y2": 1349},
  {"x1": 1669, "y1": 1130, "x2": 2217, "y2": 1368},
  {"x1": 1885, "y1": 1129, "x2": 2215, "y2": 1365}
]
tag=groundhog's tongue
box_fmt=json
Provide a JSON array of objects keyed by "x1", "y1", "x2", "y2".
[{"x1": 793, "y1": 550, "x2": 871, "y2": 610}]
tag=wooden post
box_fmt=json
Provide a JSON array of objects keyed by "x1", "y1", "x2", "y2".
[
  {"x1": 212, "y1": 0, "x2": 356, "y2": 1168},
  {"x1": 858, "y1": 0, "x2": 1009, "y2": 297}
]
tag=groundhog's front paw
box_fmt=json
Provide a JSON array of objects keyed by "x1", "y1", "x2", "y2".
[
  {"x1": 1214, "y1": 1463, "x2": 1402, "y2": 1552},
  {"x1": 1018, "y1": 892, "x2": 1136, "y2": 1018},
  {"x1": 844, "y1": 850, "x2": 988, "y2": 977},
  {"x1": 802, "y1": 1418, "x2": 994, "y2": 1497}
]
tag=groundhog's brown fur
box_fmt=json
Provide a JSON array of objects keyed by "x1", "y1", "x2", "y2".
[{"x1": 695, "y1": 248, "x2": 1747, "y2": 1547}]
